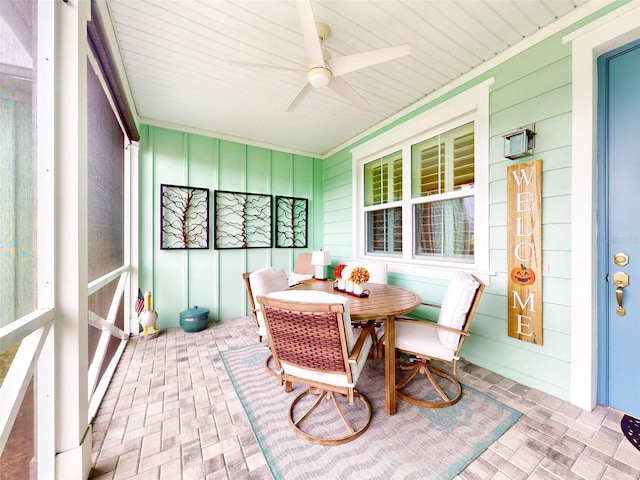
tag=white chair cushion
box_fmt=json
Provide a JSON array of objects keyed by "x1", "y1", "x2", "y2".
[
  {"x1": 437, "y1": 271, "x2": 480, "y2": 350},
  {"x1": 249, "y1": 267, "x2": 289, "y2": 332},
  {"x1": 264, "y1": 289, "x2": 373, "y2": 386},
  {"x1": 394, "y1": 319, "x2": 457, "y2": 362},
  {"x1": 280, "y1": 330, "x2": 372, "y2": 388}
]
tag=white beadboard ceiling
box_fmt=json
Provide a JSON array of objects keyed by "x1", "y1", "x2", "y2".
[{"x1": 101, "y1": 0, "x2": 595, "y2": 158}]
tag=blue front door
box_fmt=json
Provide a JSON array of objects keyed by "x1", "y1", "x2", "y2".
[{"x1": 597, "y1": 39, "x2": 640, "y2": 417}]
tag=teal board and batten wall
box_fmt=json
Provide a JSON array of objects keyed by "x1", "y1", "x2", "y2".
[
  {"x1": 137, "y1": 125, "x2": 323, "y2": 330},
  {"x1": 323, "y1": 31, "x2": 576, "y2": 401}
]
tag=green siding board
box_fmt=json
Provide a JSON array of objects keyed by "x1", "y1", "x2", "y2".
[
  {"x1": 535, "y1": 114, "x2": 572, "y2": 153},
  {"x1": 489, "y1": 203, "x2": 507, "y2": 226},
  {"x1": 489, "y1": 250, "x2": 507, "y2": 273},
  {"x1": 542, "y1": 277, "x2": 571, "y2": 307},
  {"x1": 542, "y1": 224, "x2": 572, "y2": 251},
  {"x1": 543, "y1": 168, "x2": 572, "y2": 197},
  {"x1": 323, "y1": 209, "x2": 351, "y2": 223},
  {"x1": 542, "y1": 303, "x2": 572, "y2": 335},
  {"x1": 463, "y1": 335, "x2": 570, "y2": 401},
  {"x1": 491, "y1": 57, "x2": 571, "y2": 113},
  {"x1": 489, "y1": 226, "x2": 507, "y2": 249},
  {"x1": 542, "y1": 196, "x2": 571, "y2": 224},
  {"x1": 490, "y1": 84, "x2": 572, "y2": 135}
]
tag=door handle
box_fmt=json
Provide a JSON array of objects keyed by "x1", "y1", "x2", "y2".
[{"x1": 613, "y1": 271, "x2": 629, "y2": 316}]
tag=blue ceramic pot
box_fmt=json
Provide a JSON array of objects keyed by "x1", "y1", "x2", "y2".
[{"x1": 179, "y1": 306, "x2": 210, "y2": 333}]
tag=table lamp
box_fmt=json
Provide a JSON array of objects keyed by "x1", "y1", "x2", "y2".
[{"x1": 311, "y1": 250, "x2": 331, "y2": 280}]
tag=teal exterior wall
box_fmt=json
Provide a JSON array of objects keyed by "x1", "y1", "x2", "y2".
[{"x1": 137, "y1": 126, "x2": 323, "y2": 329}]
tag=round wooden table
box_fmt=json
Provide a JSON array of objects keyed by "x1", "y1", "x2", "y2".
[{"x1": 295, "y1": 280, "x2": 421, "y2": 414}]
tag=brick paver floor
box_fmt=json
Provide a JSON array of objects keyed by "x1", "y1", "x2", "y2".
[{"x1": 89, "y1": 315, "x2": 640, "y2": 480}]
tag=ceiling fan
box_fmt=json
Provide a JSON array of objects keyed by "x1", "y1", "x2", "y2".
[{"x1": 228, "y1": 0, "x2": 410, "y2": 112}]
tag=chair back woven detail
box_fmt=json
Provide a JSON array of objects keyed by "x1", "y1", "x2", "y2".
[{"x1": 262, "y1": 305, "x2": 348, "y2": 375}]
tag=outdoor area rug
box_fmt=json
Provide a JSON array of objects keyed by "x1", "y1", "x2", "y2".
[{"x1": 221, "y1": 343, "x2": 521, "y2": 480}]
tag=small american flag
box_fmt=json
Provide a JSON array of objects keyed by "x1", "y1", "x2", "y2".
[{"x1": 135, "y1": 288, "x2": 145, "y2": 314}]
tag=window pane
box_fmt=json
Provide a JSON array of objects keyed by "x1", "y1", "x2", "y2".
[
  {"x1": 414, "y1": 196, "x2": 474, "y2": 260},
  {"x1": 412, "y1": 122, "x2": 474, "y2": 198},
  {"x1": 0, "y1": 0, "x2": 36, "y2": 327},
  {"x1": 364, "y1": 151, "x2": 402, "y2": 206},
  {"x1": 366, "y1": 207, "x2": 402, "y2": 254},
  {"x1": 453, "y1": 130, "x2": 474, "y2": 189},
  {"x1": 412, "y1": 139, "x2": 444, "y2": 196}
]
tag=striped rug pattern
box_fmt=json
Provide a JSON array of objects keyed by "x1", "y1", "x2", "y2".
[{"x1": 221, "y1": 344, "x2": 521, "y2": 480}]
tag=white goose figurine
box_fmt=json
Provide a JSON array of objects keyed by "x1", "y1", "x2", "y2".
[{"x1": 139, "y1": 290, "x2": 159, "y2": 337}]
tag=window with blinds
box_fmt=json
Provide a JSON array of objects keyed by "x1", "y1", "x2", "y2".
[
  {"x1": 361, "y1": 122, "x2": 475, "y2": 261},
  {"x1": 411, "y1": 122, "x2": 475, "y2": 260},
  {"x1": 363, "y1": 151, "x2": 402, "y2": 254}
]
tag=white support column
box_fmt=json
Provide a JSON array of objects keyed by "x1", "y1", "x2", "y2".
[
  {"x1": 54, "y1": 0, "x2": 92, "y2": 477},
  {"x1": 127, "y1": 141, "x2": 140, "y2": 335}
]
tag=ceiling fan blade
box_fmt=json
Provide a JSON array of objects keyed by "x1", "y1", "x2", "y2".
[
  {"x1": 297, "y1": 0, "x2": 324, "y2": 66},
  {"x1": 329, "y1": 77, "x2": 370, "y2": 109},
  {"x1": 286, "y1": 81, "x2": 313, "y2": 112},
  {"x1": 227, "y1": 60, "x2": 306, "y2": 72},
  {"x1": 328, "y1": 44, "x2": 410, "y2": 77}
]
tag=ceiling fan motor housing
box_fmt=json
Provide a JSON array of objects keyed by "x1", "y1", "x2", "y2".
[{"x1": 308, "y1": 66, "x2": 332, "y2": 87}]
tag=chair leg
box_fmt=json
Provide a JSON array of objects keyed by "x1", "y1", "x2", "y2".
[
  {"x1": 264, "y1": 352, "x2": 278, "y2": 377},
  {"x1": 288, "y1": 388, "x2": 372, "y2": 446},
  {"x1": 395, "y1": 359, "x2": 463, "y2": 408}
]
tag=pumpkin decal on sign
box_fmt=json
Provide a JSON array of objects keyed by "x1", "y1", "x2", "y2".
[{"x1": 510, "y1": 264, "x2": 536, "y2": 285}]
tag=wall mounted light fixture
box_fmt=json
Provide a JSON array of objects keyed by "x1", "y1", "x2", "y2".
[{"x1": 502, "y1": 124, "x2": 536, "y2": 160}]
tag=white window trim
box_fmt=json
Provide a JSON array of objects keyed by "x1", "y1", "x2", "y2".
[{"x1": 351, "y1": 79, "x2": 492, "y2": 281}]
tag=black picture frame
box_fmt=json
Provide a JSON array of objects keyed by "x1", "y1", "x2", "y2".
[
  {"x1": 275, "y1": 196, "x2": 308, "y2": 248},
  {"x1": 160, "y1": 184, "x2": 210, "y2": 249},
  {"x1": 213, "y1": 190, "x2": 272, "y2": 249}
]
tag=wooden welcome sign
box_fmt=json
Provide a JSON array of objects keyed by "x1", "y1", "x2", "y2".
[{"x1": 507, "y1": 159, "x2": 542, "y2": 345}]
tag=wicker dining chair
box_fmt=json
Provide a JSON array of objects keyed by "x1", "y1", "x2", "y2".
[
  {"x1": 258, "y1": 289, "x2": 375, "y2": 445},
  {"x1": 383, "y1": 271, "x2": 485, "y2": 408}
]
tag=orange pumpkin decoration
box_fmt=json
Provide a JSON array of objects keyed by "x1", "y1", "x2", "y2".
[{"x1": 510, "y1": 264, "x2": 536, "y2": 285}]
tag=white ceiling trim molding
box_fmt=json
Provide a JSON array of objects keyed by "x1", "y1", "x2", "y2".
[{"x1": 138, "y1": 115, "x2": 322, "y2": 159}]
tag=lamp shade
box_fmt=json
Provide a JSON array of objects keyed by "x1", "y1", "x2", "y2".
[
  {"x1": 311, "y1": 250, "x2": 331, "y2": 266},
  {"x1": 311, "y1": 250, "x2": 331, "y2": 280}
]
